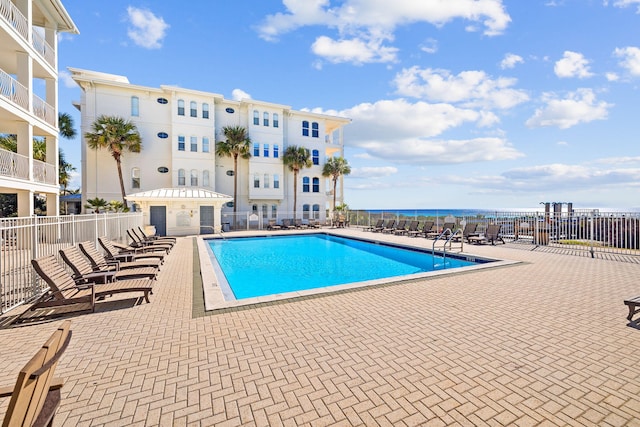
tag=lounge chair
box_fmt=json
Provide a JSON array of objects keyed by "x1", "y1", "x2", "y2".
[
  {"x1": 408, "y1": 221, "x2": 430, "y2": 237},
  {"x1": 267, "y1": 220, "x2": 281, "y2": 230},
  {"x1": 308, "y1": 219, "x2": 322, "y2": 229},
  {"x1": 379, "y1": 220, "x2": 397, "y2": 233},
  {"x1": 426, "y1": 222, "x2": 456, "y2": 239},
  {"x1": 452, "y1": 223, "x2": 479, "y2": 242},
  {"x1": 60, "y1": 246, "x2": 158, "y2": 283},
  {"x1": 281, "y1": 219, "x2": 295, "y2": 230},
  {"x1": 79, "y1": 241, "x2": 162, "y2": 271},
  {"x1": 294, "y1": 219, "x2": 309, "y2": 229},
  {"x1": 624, "y1": 296, "x2": 640, "y2": 321},
  {"x1": 365, "y1": 219, "x2": 384, "y2": 232},
  {"x1": 392, "y1": 220, "x2": 410, "y2": 235},
  {"x1": 468, "y1": 224, "x2": 505, "y2": 245},
  {"x1": 127, "y1": 229, "x2": 173, "y2": 252},
  {"x1": 137, "y1": 226, "x2": 176, "y2": 244},
  {"x1": 398, "y1": 220, "x2": 419, "y2": 236},
  {"x1": 0, "y1": 321, "x2": 71, "y2": 426},
  {"x1": 98, "y1": 236, "x2": 167, "y2": 264},
  {"x1": 11, "y1": 256, "x2": 154, "y2": 324}
]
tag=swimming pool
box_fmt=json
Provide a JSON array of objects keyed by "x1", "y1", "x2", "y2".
[{"x1": 206, "y1": 233, "x2": 483, "y2": 300}]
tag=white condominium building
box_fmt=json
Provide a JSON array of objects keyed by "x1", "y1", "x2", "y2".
[
  {"x1": 0, "y1": 0, "x2": 78, "y2": 216},
  {"x1": 70, "y1": 68, "x2": 350, "y2": 234}
]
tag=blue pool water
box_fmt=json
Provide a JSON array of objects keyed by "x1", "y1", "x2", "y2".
[{"x1": 207, "y1": 234, "x2": 478, "y2": 300}]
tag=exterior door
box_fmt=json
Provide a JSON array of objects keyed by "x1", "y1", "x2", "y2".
[
  {"x1": 200, "y1": 206, "x2": 214, "y2": 234},
  {"x1": 150, "y1": 206, "x2": 167, "y2": 236}
]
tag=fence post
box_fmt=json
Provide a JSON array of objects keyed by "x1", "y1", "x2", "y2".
[{"x1": 589, "y1": 211, "x2": 595, "y2": 258}]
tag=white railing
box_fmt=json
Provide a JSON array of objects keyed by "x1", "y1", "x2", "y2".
[
  {"x1": 218, "y1": 210, "x2": 326, "y2": 232},
  {"x1": 31, "y1": 28, "x2": 55, "y2": 67},
  {"x1": 32, "y1": 94, "x2": 55, "y2": 126},
  {"x1": 0, "y1": 0, "x2": 28, "y2": 40},
  {"x1": 0, "y1": 212, "x2": 144, "y2": 314},
  {"x1": 32, "y1": 158, "x2": 56, "y2": 185},
  {"x1": 0, "y1": 68, "x2": 29, "y2": 111},
  {"x1": 0, "y1": 148, "x2": 29, "y2": 180}
]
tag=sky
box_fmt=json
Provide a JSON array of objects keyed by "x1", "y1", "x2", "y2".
[{"x1": 56, "y1": 0, "x2": 640, "y2": 211}]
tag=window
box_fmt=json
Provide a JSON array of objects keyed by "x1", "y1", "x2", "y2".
[
  {"x1": 253, "y1": 110, "x2": 259, "y2": 125},
  {"x1": 131, "y1": 167, "x2": 140, "y2": 188},
  {"x1": 157, "y1": 166, "x2": 169, "y2": 173},
  {"x1": 271, "y1": 205, "x2": 277, "y2": 218},
  {"x1": 131, "y1": 96, "x2": 139, "y2": 117},
  {"x1": 273, "y1": 144, "x2": 279, "y2": 158},
  {"x1": 202, "y1": 137, "x2": 210, "y2": 153},
  {"x1": 157, "y1": 97, "x2": 168, "y2": 104},
  {"x1": 303, "y1": 204, "x2": 310, "y2": 219},
  {"x1": 273, "y1": 113, "x2": 279, "y2": 128},
  {"x1": 302, "y1": 120, "x2": 309, "y2": 137},
  {"x1": 178, "y1": 169, "x2": 185, "y2": 186},
  {"x1": 252, "y1": 204, "x2": 258, "y2": 214},
  {"x1": 264, "y1": 174, "x2": 270, "y2": 188},
  {"x1": 302, "y1": 177, "x2": 310, "y2": 192},
  {"x1": 263, "y1": 144, "x2": 269, "y2": 157},
  {"x1": 178, "y1": 99, "x2": 185, "y2": 116},
  {"x1": 157, "y1": 132, "x2": 168, "y2": 139},
  {"x1": 178, "y1": 135, "x2": 185, "y2": 151},
  {"x1": 191, "y1": 169, "x2": 198, "y2": 186},
  {"x1": 312, "y1": 149, "x2": 319, "y2": 165},
  {"x1": 190, "y1": 136, "x2": 197, "y2": 152},
  {"x1": 254, "y1": 173, "x2": 260, "y2": 188},
  {"x1": 313, "y1": 204, "x2": 320, "y2": 219},
  {"x1": 262, "y1": 204, "x2": 268, "y2": 218},
  {"x1": 202, "y1": 103, "x2": 209, "y2": 119},
  {"x1": 263, "y1": 112, "x2": 269, "y2": 126},
  {"x1": 274, "y1": 174, "x2": 279, "y2": 189},
  {"x1": 190, "y1": 101, "x2": 197, "y2": 117},
  {"x1": 225, "y1": 107, "x2": 235, "y2": 114},
  {"x1": 312, "y1": 177, "x2": 320, "y2": 193},
  {"x1": 253, "y1": 142, "x2": 260, "y2": 157},
  {"x1": 203, "y1": 170, "x2": 210, "y2": 187},
  {"x1": 312, "y1": 122, "x2": 319, "y2": 138}
]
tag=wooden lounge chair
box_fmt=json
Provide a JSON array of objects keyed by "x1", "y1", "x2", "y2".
[
  {"x1": 267, "y1": 220, "x2": 281, "y2": 230},
  {"x1": 0, "y1": 321, "x2": 71, "y2": 426},
  {"x1": 393, "y1": 220, "x2": 414, "y2": 235},
  {"x1": 387, "y1": 219, "x2": 406, "y2": 234},
  {"x1": 98, "y1": 237, "x2": 167, "y2": 264},
  {"x1": 127, "y1": 229, "x2": 173, "y2": 252},
  {"x1": 426, "y1": 222, "x2": 455, "y2": 239},
  {"x1": 79, "y1": 241, "x2": 162, "y2": 271},
  {"x1": 379, "y1": 220, "x2": 396, "y2": 233},
  {"x1": 60, "y1": 246, "x2": 158, "y2": 283},
  {"x1": 398, "y1": 220, "x2": 419, "y2": 236},
  {"x1": 294, "y1": 219, "x2": 309, "y2": 229},
  {"x1": 408, "y1": 221, "x2": 431, "y2": 237},
  {"x1": 365, "y1": 219, "x2": 384, "y2": 232},
  {"x1": 281, "y1": 219, "x2": 295, "y2": 230},
  {"x1": 308, "y1": 219, "x2": 322, "y2": 229},
  {"x1": 468, "y1": 224, "x2": 505, "y2": 245},
  {"x1": 453, "y1": 223, "x2": 479, "y2": 242},
  {"x1": 137, "y1": 226, "x2": 176, "y2": 243},
  {"x1": 624, "y1": 296, "x2": 640, "y2": 321}
]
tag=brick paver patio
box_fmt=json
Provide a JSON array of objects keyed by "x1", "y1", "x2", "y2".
[{"x1": 1, "y1": 229, "x2": 639, "y2": 426}]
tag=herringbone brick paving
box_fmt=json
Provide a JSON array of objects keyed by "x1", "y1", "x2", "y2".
[{"x1": 1, "y1": 230, "x2": 639, "y2": 426}]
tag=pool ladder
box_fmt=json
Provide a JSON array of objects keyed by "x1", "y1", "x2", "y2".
[{"x1": 431, "y1": 228, "x2": 464, "y2": 268}]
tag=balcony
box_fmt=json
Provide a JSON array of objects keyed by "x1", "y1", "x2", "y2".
[
  {"x1": 0, "y1": 147, "x2": 56, "y2": 186},
  {"x1": 1, "y1": 69, "x2": 55, "y2": 126},
  {"x1": 0, "y1": 0, "x2": 56, "y2": 68}
]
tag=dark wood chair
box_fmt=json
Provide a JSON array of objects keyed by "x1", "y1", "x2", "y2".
[{"x1": 0, "y1": 321, "x2": 72, "y2": 427}]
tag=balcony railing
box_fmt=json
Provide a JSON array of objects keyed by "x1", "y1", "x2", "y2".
[
  {"x1": 0, "y1": 148, "x2": 56, "y2": 185},
  {"x1": 0, "y1": 69, "x2": 29, "y2": 110},
  {"x1": 32, "y1": 94, "x2": 55, "y2": 126},
  {"x1": 1, "y1": 0, "x2": 56, "y2": 67},
  {"x1": 32, "y1": 28, "x2": 55, "y2": 67}
]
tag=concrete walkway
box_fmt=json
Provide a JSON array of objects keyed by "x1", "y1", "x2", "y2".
[{"x1": 1, "y1": 229, "x2": 639, "y2": 426}]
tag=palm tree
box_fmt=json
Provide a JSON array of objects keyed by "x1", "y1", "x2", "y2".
[
  {"x1": 85, "y1": 115, "x2": 142, "y2": 208},
  {"x1": 58, "y1": 112, "x2": 77, "y2": 140},
  {"x1": 322, "y1": 156, "x2": 351, "y2": 220},
  {"x1": 282, "y1": 145, "x2": 312, "y2": 220},
  {"x1": 58, "y1": 149, "x2": 76, "y2": 195},
  {"x1": 84, "y1": 197, "x2": 109, "y2": 213},
  {"x1": 215, "y1": 126, "x2": 251, "y2": 221}
]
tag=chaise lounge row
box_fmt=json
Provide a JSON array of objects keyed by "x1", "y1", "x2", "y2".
[
  {"x1": 267, "y1": 219, "x2": 322, "y2": 230},
  {"x1": 365, "y1": 220, "x2": 505, "y2": 244}
]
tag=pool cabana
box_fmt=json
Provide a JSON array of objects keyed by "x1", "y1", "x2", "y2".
[{"x1": 126, "y1": 188, "x2": 232, "y2": 236}]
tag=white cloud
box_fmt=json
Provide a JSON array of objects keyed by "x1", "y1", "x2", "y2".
[
  {"x1": 257, "y1": 0, "x2": 511, "y2": 64},
  {"x1": 311, "y1": 35, "x2": 398, "y2": 64},
  {"x1": 126, "y1": 7, "x2": 169, "y2": 49},
  {"x1": 606, "y1": 72, "x2": 620, "y2": 81},
  {"x1": 58, "y1": 70, "x2": 77, "y2": 88},
  {"x1": 393, "y1": 67, "x2": 529, "y2": 109},
  {"x1": 500, "y1": 53, "x2": 524, "y2": 69},
  {"x1": 231, "y1": 89, "x2": 252, "y2": 101},
  {"x1": 420, "y1": 38, "x2": 438, "y2": 54},
  {"x1": 350, "y1": 166, "x2": 398, "y2": 179},
  {"x1": 525, "y1": 88, "x2": 611, "y2": 129},
  {"x1": 612, "y1": 0, "x2": 640, "y2": 13},
  {"x1": 554, "y1": 51, "x2": 594, "y2": 78},
  {"x1": 613, "y1": 46, "x2": 640, "y2": 76}
]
